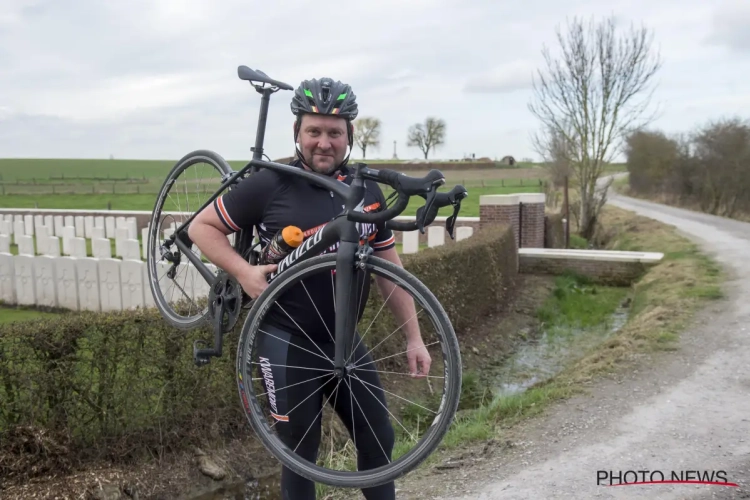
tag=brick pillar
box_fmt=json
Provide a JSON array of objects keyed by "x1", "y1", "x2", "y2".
[
  {"x1": 518, "y1": 193, "x2": 546, "y2": 248},
  {"x1": 479, "y1": 194, "x2": 520, "y2": 247}
]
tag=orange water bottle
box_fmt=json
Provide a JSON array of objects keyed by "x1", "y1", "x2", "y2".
[{"x1": 259, "y1": 226, "x2": 304, "y2": 265}]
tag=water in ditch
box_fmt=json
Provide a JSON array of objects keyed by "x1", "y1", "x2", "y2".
[{"x1": 492, "y1": 304, "x2": 631, "y2": 398}]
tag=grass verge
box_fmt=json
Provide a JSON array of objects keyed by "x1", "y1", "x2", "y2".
[{"x1": 376, "y1": 203, "x2": 723, "y2": 495}]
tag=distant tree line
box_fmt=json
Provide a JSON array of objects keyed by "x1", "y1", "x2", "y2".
[
  {"x1": 353, "y1": 116, "x2": 446, "y2": 159},
  {"x1": 624, "y1": 117, "x2": 750, "y2": 218}
]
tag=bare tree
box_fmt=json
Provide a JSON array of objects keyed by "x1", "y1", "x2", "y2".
[
  {"x1": 407, "y1": 117, "x2": 446, "y2": 159},
  {"x1": 353, "y1": 117, "x2": 382, "y2": 159},
  {"x1": 528, "y1": 15, "x2": 662, "y2": 239}
]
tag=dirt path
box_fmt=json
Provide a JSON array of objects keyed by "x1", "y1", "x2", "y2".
[{"x1": 398, "y1": 192, "x2": 750, "y2": 499}]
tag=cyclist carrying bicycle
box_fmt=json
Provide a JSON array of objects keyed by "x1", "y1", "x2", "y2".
[{"x1": 188, "y1": 76, "x2": 432, "y2": 500}]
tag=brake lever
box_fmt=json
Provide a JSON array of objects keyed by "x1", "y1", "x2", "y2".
[
  {"x1": 417, "y1": 187, "x2": 439, "y2": 234},
  {"x1": 445, "y1": 190, "x2": 468, "y2": 240}
]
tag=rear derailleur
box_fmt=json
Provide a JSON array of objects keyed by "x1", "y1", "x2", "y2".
[{"x1": 193, "y1": 271, "x2": 244, "y2": 367}]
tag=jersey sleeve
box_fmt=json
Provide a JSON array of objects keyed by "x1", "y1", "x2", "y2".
[
  {"x1": 368, "y1": 181, "x2": 396, "y2": 252},
  {"x1": 213, "y1": 170, "x2": 278, "y2": 232}
]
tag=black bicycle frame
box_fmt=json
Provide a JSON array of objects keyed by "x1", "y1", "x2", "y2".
[{"x1": 165, "y1": 77, "x2": 400, "y2": 371}]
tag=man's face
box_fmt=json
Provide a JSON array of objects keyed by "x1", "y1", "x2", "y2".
[{"x1": 297, "y1": 114, "x2": 349, "y2": 174}]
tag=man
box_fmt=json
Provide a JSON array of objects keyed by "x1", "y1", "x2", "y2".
[{"x1": 188, "y1": 77, "x2": 431, "y2": 500}]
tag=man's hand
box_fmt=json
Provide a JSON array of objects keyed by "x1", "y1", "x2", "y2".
[
  {"x1": 406, "y1": 337, "x2": 432, "y2": 378},
  {"x1": 237, "y1": 263, "x2": 277, "y2": 299}
]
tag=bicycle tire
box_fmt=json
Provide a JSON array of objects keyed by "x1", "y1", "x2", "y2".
[
  {"x1": 147, "y1": 149, "x2": 234, "y2": 330},
  {"x1": 235, "y1": 253, "x2": 462, "y2": 489}
]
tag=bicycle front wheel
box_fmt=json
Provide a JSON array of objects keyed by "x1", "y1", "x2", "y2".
[{"x1": 236, "y1": 253, "x2": 462, "y2": 489}]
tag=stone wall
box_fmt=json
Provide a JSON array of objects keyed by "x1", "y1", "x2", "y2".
[{"x1": 518, "y1": 249, "x2": 663, "y2": 286}]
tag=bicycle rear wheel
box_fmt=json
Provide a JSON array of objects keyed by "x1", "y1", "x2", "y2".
[
  {"x1": 236, "y1": 253, "x2": 462, "y2": 489},
  {"x1": 146, "y1": 150, "x2": 234, "y2": 329}
]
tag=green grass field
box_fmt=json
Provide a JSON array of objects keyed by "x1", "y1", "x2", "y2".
[{"x1": 0, "y1": 158, "x2": 548, "y2": 214}]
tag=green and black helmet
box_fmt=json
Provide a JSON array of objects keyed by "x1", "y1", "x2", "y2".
[{"x1": 290, "y1": 77, "x2": 358, "y2": 120}]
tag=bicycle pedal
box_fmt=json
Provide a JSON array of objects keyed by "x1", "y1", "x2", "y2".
[{"x1": 193, "y1": 340, "x2": 212, "y2": 367}]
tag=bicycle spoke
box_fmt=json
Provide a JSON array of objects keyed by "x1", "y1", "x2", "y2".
[
  {"x1": 258, "y1": 328, "x2": 333, "y2": 364},
  {"x1": 355, "y1": 368, "x2": 444, "y2": 379},
  {"x1": 274, "y1": 303, "x2": 334, "y2": 365},
  {"x1": 353, "y1": 309, "x2": 424, "y2": 367},
  {"x1": 353, "y1": 374, "x2": 437, "y2": 415},
  {"x1": 250, "y1": 361, "x2": 334, "y2": 374},
  {"x1": 300, "y1": 281, "x2": 334, "y2": 343},
  {"x1": 293, "y1": 379, "x2": 342, "y2": 453},
  {"x1": 270, "y1": 374, "x2": 335, "y2": 430},
  {"x1": 356, "y1": 341, "x2": 440, "y2": 368},
  {"x1": 344, "y1": 377, "x2": 390, "y2": 464},
  {"x1": 351, "y1": 374, "x2": 417, "y2": 442},
  {"x1": 256, "y1": 372, "x2": 332, "y2": 399},
  {"x1": 347, "y1": 282, "x2": 397, "y2": 365}
]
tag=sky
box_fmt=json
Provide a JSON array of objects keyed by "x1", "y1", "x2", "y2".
[{"x1": 1, "y1": 0, "x2": 749, "y2": 162}]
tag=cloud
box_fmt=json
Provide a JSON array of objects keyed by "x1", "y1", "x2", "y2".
[
  {"x1": 463, "y1": 61, "x2": 536, "y2": 94},
  {"x1": 0, "y1": 0, "x2": 749, "y2": 162},
  {"x1": 705, "y1": 1, "x2": 750, "y2": 53}
]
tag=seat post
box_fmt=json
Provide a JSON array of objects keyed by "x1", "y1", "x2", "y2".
[{"x1": 251, "y1": 87, "x2": 273, "y2": 173}]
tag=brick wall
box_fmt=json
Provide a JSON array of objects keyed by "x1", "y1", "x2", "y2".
[
  {"x1": 479, "y1": 194, "x2": 547, "y2": 249},
  {"x1": 519, "y1": 194, "x2": 545, "y2": 248},
  {"x1": 518, "y1": 253, "x2": 651, "y2": 286}
]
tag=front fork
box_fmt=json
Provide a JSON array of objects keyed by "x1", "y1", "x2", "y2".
[{"x1": 333, "y1": 239, "x2": 373, "y2": 379}]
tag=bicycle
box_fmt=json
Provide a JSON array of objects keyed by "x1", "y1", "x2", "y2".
[{"x1": 146, "y1": 65, "x2": 468, "y2": 489}]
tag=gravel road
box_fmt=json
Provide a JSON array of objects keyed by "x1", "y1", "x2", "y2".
[{"x1": 422, "y1": 191, "x2": 750, "y2": 500}]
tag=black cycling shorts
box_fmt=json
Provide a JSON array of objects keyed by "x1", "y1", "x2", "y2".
[{"x1": 256, "y1": 324, "x2": 396, "y2": 500}]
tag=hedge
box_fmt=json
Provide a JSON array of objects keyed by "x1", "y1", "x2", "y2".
[{"x1": 0, "y1": 224, "x2": 518, "y2": 483}]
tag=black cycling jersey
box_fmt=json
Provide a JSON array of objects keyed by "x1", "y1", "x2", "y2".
[{"x1": 213, "y1": 159, "x2": 396, "y2": 341}]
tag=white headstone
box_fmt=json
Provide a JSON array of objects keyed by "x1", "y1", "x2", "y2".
[
  {"x1": 116, "y1": 216, "x2": 127, "y2": 229},
  {"x1": 142, "y1": 264, "x2": 155, "y2": 308},
  {"x1": 44, "y1": 215, "x2": 53, "y2": 229},
  {"x1": 62, "y1": 226, "x2": 76, "y2": 255},
  {"x1": 13, "y1": 220, "x2": 25, "y2": 240},
  {"x1": 141, "y1": 227, "x2": 150, "y2": 259},
  {"x1": 427, "y1": 226, "x2": 444, "y2": 248},
  {"x1": 24, "y1": 215, "x2": 34, "y2": 236},
  {"x1": 64, "y1": 215, "x2": 74, "y2": 228},
  {"x1": 120, "y1": 260, "x2": 145, "y2": 309},
  {"x1": 13, "y1": 255, "x2": 36, "y2": 305},
  {"x1": 92, "y1": 227, "x2": 105, "y2": 239},
  {"x1": 54, "y1": 216, "x2": 64, "y2": 236},
  {"x1": 105, "y1": 217, "x2": 116, "y2": 238},
  {"x1": 33, "y1": 256, "x2": 58, "y2": 307},
  {"x1": 98, "y1": 259, "x2": 123, "y2": 311},
  {"x1": 95, "y1": 216, "x2": 105, "y2": 229},
  {"x1": 456, "y1": 226, "x2": 474, "y2": 241},
  {"x1": 55, "y1": 257, "x2": 79, "y2": 310},
  {"x1": 0, "y1": 234, "x2": 9, "y2": 254},
  {"x1": 16, "y1": 235, "x2": 35, "y2": 256},
  {"x1": 92, "y1": 238, "x2": 112, "y2": 259},
  {"x1": 0, "y1": 220, "x2": 10, "y2": 236},
  {"x1": 401, "y1": 231, "x2": 419, "y2": 254},
  {"x1": 34, "y1": 215, "x2": 44, "y2": 234},
  {"x1": 70, "y1": 237, "x2": 87, "y2": 258},
  {"x1": 126, "y1": 219, "x2": 137, "y2": 240},
  {"x1": 45, "y1": 236, "x2": 61, "y2": 257},
  {"x1": 115, "y1": 227, "x2": 129, "y2": 257},
  {"x1": 0, "y1": 253, "x2": 16, "y2": 304},
  {"x1": 74, "y1": 216, "x2": 85, "y2": 237},
  {"x1": 76, "y1": 258, "x2": 100, "y2": 312},
  {"x1": 84, "y1": 216, "x2": 95, "y2": 238},
  {"x1": 121, "y1": 239, "x2": 141, "y2": 261},
  {"x1": 36, "y1": 226, "x2": 50, "y2": 240}
]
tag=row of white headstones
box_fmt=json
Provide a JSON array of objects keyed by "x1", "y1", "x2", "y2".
[
  {"x1": 0, "y1": 213, "x2": 206, "y2": 312},
  {"x1": 0, "y1": 213, "x2": 476, "y2": 312}
]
